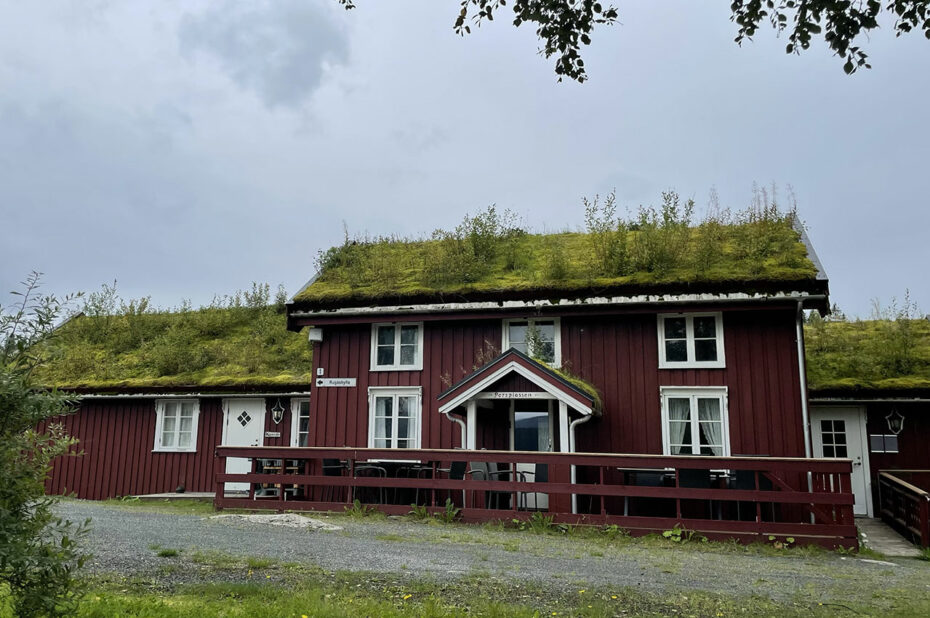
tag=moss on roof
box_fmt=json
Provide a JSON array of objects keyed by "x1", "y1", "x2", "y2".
[
  {"x1": 36, "y1": 305, "x2": 313, "y2": 391},
  {"x1": 804, "y1": 318, "x2": 930, "y2": 393},
  {"x1": 294, "y1": 204, "x2": 818, "y2": 309}
]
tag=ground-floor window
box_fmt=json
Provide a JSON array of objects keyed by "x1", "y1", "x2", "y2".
[
  {"x1": 368, "y1": 387, "x2": 421, "y2": 449},
  {"x1": 660, "y1": 387, "x2": 729, "y2": 456},
  {"x1": 154, "y1": 399, "x2": 200, "y2": 452},
  {"x1": 869, "y1": 434, "x2": 899, "y2": 454},
  {"x1": 291, "y1": 398, "x2": 310, "y2": 447}
]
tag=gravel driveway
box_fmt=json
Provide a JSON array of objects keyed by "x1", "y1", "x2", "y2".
[{"x1": 57, "y1": 499, "x2": 930, "y2": 606}]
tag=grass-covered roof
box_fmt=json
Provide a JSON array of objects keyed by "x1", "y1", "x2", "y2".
[
  {"x1": 805, "y1": 313, "x2": 930, "y2": 396},
  {"x1": 293, "y1": 193, "x2": 822, "y2": 311},
  {"x1": 37, "y1": 285, "x2": 312, "y2": 392}
]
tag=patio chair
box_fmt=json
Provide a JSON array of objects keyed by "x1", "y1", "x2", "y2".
[
  {"x1": 353, "y1": 462, "x2": 388, "y2": 504},
  {"x1": 321, "y1": 458, "x2": 347, "y2": 502}
]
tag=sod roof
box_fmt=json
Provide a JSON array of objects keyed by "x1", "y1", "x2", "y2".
[
  {"x1": 805, "y1": 318, "x2": 930, "y2": 397},
  {"x1": 36, "y1": 305, "x2": 313, "y2": 393},
  {"x1": 292, "y1": 222, "x2": 823, "y2": 312}
]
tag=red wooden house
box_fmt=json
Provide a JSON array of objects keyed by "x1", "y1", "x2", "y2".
[{"x1": 42, "y1": 213, "x2": 867, "y2": 547}]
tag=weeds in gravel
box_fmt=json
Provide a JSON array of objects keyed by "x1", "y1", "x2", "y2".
[
  {"x1": 156, "y1": 549, "x2": 180, "y2": 558},
  {"x1": 343, "y1": 499, "x2": 378, "y2": 518}
]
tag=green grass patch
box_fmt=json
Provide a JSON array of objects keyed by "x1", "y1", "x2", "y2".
[
  {"x1": 156, "y1": 548, "x2": 180, "y2": 558},
  {"x1": 95, "y1": 498, "x2": 221, "y2": 516}
]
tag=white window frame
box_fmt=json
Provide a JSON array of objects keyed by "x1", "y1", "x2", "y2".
[
  {"x1": 659, "y1": 387, "x2": 730, "y2": 457},
  {"x1": 502, "y1": 317, "x2": 562, "y2": 366},
  {"x1": 370, "y1": 322, "x2": 424, "y2": 371},
  {"x1": 657, "y1": 312, "x2": 726, "y2": 369},
  {"x1": 367, "y1": 386, "x2": 422, "y2": 451},
  {"x1": 290, "y1": 397, "x2": 311, "y2": 447},
  {"x1": 153, "y1": 399, "x2": 200, "y2": 453}
]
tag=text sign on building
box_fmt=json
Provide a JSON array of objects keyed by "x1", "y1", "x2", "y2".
[
  {"x1": 264, "y1": 431, "x2": 281, "y2": 438},
  {"x1": 316, "y1": 377, "x2": 357, "y2": 388},
  {"x1": 488, "y1": 391, "x2": 550, "y2": 399}
]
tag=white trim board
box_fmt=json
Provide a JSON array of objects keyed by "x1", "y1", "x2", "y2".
[{"x1": 438, "y1": 361, "x2": 593, "y2": 415}]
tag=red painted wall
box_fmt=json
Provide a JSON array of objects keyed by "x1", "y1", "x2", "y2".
[
  {"x1": 44, "y1": 396, "x2": 299, "y2": 499},
  {"x1": 865, "y1": 402, "x2": 930, "y2": 497},
  {"x1": 306, "y1": 306, "x2": 806, "y2": 458}
]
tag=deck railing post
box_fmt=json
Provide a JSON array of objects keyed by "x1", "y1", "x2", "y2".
[
  {"x1": 920, "y1": 497, "x2": 930, "y2": 548},
  {"x1": 214, "y1": 449, "x2": 226, "y2": 510}
]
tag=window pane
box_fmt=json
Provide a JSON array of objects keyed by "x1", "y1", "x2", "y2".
[
  {"x1": 377, "y1": 326, "x2": 395, "y2": 346},
  {"x1": 694, "y1": 339, "x2": 717, "y2": 362},
  {"x1": 665, "y1": 340, "x2": 687, "y2": 362},
  {"x1": 164, "y1": 401, "x2": 178, "y2": 417},
  {"x1": 535, "y1": 341, "x2": 555, "y2": 364},
  {"x1": 668, "y1": 398, "x2": 691, "y2": 421},
  {"x1": 180, "y1": 401, "x2": 194, "y2": 417},
  {"x1": 161, "y1": 430, "x2": 175, "y2": 448},
  {"x1": 697, "y1": 398, "x2": 720, "y2": 421},
  {"x1": 834, "y1": 445, "x2": 848, "y2": 458},
  {"x1": 699, "y1": 423, "x2": 723, "y2": 456},
  {"x1": 163, "y1": 415, "x2": 176, "y2": 434},
  {"x1": 375, "y1": 417, "x2": 391, "y2": 441},
  {"x1": 508, "y1": 323, "x2": 527, "y2": 346},
  {"x1": 178, "y1": 432, "x2": 192, "y2": 448},
  {"x1": 400, "y1": 325, "x2": 418, "y2": 345},
  {"x1": 397, "y1": 396, "x2": 414, "y2": 418},
  {"x1": 396, "y1": 439, "x2": 411, "y2": 449},
  {"x1": 664, "y1": 317, "x2": 686, "y2": 339},
  {"x1": 373, "y1": 438, "x2": 389, "y2": 448},
  {"x1": 870, "y1": 434, "x2": 884, "y2": 452},
  {"x1": 179, "y1": 416, "x2": 193, "y2": 433},
  {"x1": 820, "y1": 420, "x2": 832, "y2": 432},
  {"x1": 375, "y1": 396, "x2": 392, "y2": 417},
  {"x1": 885, "y1": 435, "x2": 898, "y2": 453},
  {"x1": 399, "y1": 344, "x2": 417, "y2": 365},
  {"x1": 822, "y1": 432, "x2": 834, "y2": 445},
  {"x1": 536, "y1": 322, "x2": 555, "y2": 342},
  {"x1": 397, "y1": 418, "x2": 409, "y2": 440},
  {"x1": 671, "y1": 443, "x2": 693, "y2": 455},
  {"x1": 693, "y1": 316, "x2": 716, "y2": 339},
  {"x1": 510, "y1": 341, "x2": 529, "y2": 355},
  {"x1": 377, "y1": 346, "x2": 394, "y2": 366}
]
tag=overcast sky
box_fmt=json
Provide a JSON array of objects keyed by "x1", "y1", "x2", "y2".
[{"x1": 1, "y1": 1, "x2": 927, "y2": 318}]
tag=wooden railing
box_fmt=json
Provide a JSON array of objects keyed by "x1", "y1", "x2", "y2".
[
  {"x1": 214, "y1": 446, "x2": 857, "y2": 549},
  {"x1": 878, "y1": 470, "x2": 930, "y2": 548}
]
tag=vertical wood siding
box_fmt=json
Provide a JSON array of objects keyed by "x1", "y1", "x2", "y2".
[
  {"x1": 308, "y1": 307, "x2": 806, "y2": 458},
  {"x1": 45, "y1": 398, "x2": 223, "y2": 499}
]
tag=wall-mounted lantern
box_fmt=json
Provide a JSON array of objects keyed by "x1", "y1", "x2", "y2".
[
  {"x1": 885, "y1": 408, "x2": 905, "y2": 435},
  {"x1": 271, "y1": 398, "x2": 285, "y2": 425}
]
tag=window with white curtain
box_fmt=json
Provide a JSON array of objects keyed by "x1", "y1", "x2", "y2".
[
  {"x1": 368, "y1": 387, "x2": 421, "y2": 449},
  {"x1": 154, "y1": 399, "x2": 200, "y2": 452},
  {"x1": 660, "y1": 387, "x2": 729, "y2": 456}
]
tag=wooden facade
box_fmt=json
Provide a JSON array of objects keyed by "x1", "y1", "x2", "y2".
[{"x1": 302, "y1": 304, "x2": 807, "y2": 458}]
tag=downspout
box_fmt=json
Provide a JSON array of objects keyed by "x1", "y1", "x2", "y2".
[
  {"x1": 569, "y1": 413, "x2": 594, "y2": 514},
  {"x1": 443, "y1": 409, "x2": 466, "y2": 449},
  {"x1": 796, "y1": 301, "x2": 812, "y2": 459}
]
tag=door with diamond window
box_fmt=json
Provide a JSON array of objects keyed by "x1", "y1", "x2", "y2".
[
  {"x1": 222, "y1": 399, "x2": 266, "y2": 492},
  {"x1": 810, "y1": 407, "x2": 871, "y2": 516}
]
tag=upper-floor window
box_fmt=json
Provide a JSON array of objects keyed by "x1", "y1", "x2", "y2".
[
  {"x1": 657, "y1": 313, "x2": 725, "y2": 369},
  {"x1": 660, "y1": 387, "x2": 730, "y2": 456},
  {"x1": 154, "y1": 399, "x2": 199, "y2": 452},
  {"x1": 370, "y1": 322, "x2": 423, "y2": 371},
  {"x1": 502, "y1": 318, "x2": 561, "y2": 366},
  {"x1": 291, "y1": 398, "x2": 310, "y2": 447},
  {"x1": 368, "y1": 387, "x2": 421, "y2": 449}
]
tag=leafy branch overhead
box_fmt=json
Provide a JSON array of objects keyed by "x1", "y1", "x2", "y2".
[{"x1": 339, "y1": 0, "x2": 930, "y2": 80}]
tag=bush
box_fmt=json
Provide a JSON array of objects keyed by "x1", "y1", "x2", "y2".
[
  {"x1": 629, "y1": 191, "x2": 694, "y2": 274},
  {"x1": 583, "y1": 191, "x2": 629, "y2": 277},
  {"x1": 1, "y1": 273, "x2": 88, "y2": 617}
]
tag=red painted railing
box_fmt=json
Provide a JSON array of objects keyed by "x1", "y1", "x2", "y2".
[
  {"x1": 878, "y1": 470, "x2": 930, "y2": 548},
  {"x1": 214, "y1": 446, "x2": 857, "y2": 549}
]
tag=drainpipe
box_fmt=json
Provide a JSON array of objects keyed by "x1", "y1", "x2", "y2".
[
  {"x1": 443, "y1": 409, "x2": 466, "y2": 449},
  {"x1": 796, "y1": 301, "x2": 813, "y2": 459},
  {"x1": 568, "y1": 413, "x2": 594, "y2": 514}
]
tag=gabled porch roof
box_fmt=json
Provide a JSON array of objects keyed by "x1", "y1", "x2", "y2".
[{"x1": 437, "y1": 348, "x2": 599, "y2": 416}]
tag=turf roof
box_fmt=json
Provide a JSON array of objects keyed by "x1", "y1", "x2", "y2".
[
  {"x1": 36, "y1": 305, "x2": 313, "y2": 392},
  {"x1": 805, "y1": 318, "x2": 930, "y2": 396},
  {"x1": 293, "y1": 223, "x2": 821, "y2": 311}
]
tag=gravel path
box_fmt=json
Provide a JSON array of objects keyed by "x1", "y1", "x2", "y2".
[{"x1": 58, "y1": 500, "x2": 930, "y2": 605}]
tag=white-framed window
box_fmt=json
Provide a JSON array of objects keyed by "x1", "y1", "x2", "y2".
[
  {"x1": 869, "y1": 434, "x2": 899, "y2": 454},
  {"x1": 368, "y1": 387, "x2": 422, "y2": 449},
  {"x1": 291, "y1": 398, "x2": 310, "y2": 447},
  {"x1": 660, "y1": 387, "x2": 729, "y2": 456},
  {"x1": 154, "y1": 399, "x2": 200, "y2": 452},
  {"x1": 370, "y1": 322, "x2": 424, "y2": 371},
  {"x1": 502, "y1": 318, "x2": 561, "y2": 366},
  {"x1": 657, "y1": 313, "x2": 725, "y2": 369}
]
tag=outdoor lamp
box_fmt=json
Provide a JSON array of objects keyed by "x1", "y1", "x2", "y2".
[
  {"x1": 885, "y1": 408, "x2": 905, "y2": 435},
  {"x1": 271, "y1": 398, "x2": 285, "y2": 424}
]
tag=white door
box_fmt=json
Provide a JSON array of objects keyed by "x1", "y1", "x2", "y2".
[
  {"x1": 810, "y1": 407, "x2": 871, "y2": 516},
  {"x1": 512, "y1": 400, "x2": 553, "y2": 510},
  {"x1": 222, "y1": 399, "x2": 266, "y2": 492}
]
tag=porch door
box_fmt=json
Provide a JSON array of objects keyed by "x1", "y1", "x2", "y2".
[
  {"x1": 222, "y1": 399, "x2": 266, "y2": 492},
  {"x1": 810, "y1": 407, "x2": 871, "y2": 516},
  {"x1": 513, "y1": 400, "x2": 553, "y2": 510}
]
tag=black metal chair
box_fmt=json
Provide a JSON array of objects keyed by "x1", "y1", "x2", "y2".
[{"x1": 321, "y1": 458, "x2": 347, "y2": 503}]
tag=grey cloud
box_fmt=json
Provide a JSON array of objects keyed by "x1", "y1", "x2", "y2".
[{"x1": 179, "y1": 0, "x2": 347, "y2": 108}]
